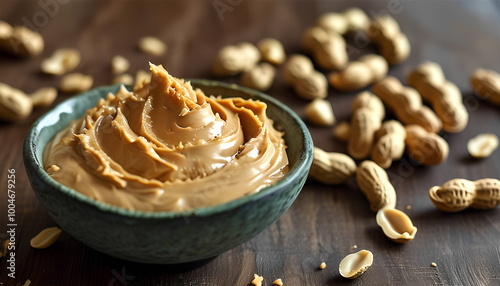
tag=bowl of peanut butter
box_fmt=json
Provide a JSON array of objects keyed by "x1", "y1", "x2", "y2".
[{"x1": 23, "y1": 64, "x2": 313, "y2": 264}]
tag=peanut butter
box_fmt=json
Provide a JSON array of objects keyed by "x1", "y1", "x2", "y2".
[{"x1": 44, "y1": 64, "x2": 289, "y2": 212}]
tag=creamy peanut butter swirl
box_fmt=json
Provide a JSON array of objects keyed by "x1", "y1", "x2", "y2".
[{"x1": 44, "y1": 64, "x2": 289, "y2": 212}]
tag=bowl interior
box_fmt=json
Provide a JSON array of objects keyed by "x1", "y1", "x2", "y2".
[{"x1": 24, "y1": 81, "x2": 313, "y2": 218}]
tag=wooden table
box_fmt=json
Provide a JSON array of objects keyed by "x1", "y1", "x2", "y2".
[{"x1": 1, "y1": 1, "x2": 499, "y2": 285}]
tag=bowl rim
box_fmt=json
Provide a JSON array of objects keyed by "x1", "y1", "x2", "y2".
[{"x1": 24, "y1": 80, "x2": 313, "y2": 219}]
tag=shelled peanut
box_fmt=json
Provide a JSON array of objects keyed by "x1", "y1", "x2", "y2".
[
  {"x1": 329, "y1": 54, "x2": 388, "y2": 91},
  {"x1": 302, "y1": 26, "x2": 348, "y2": 70},
  {"x1": 371, "y1": 120, "x2": 406, "y2": 169},
  {"x1": 376, "y1": 208, "x2": 417, "y2": 243},
  {"x1": 367, "y1": 15, "x2": 410, "y2": 65},
  {"x1": 467, "y1": 133, "x2": 499, "y2": 159},
  {"x1": 372, "y1": 76, "x2": 442, "y2": 133},
  {"x1": 309, "y1": 147, "x2": 356, "y2": 185},
  {"x1": 283, "y1": 54, "x2": 327, "y2": 100},
  {"x1": 356, "y1": 160, "x2": 397, "y2": 212},
  {"x1": 212, "y1": 42, "x2": 260, "y2": 76},
  {"x1": 305, "y1": 98, "x2": 335, "y2": 126},
  {"x1": 338, "y1": 249, "x2": 373, "y2": 279},
  {"x1": 408, "y1": 62, "x2": 468, "y2": 133},
  {"x1": 405, "y1": 125, "x2": 449, "y2": 166},
  {"x1": 0, "y1": 21, "x2": 44, "y2": 57},
  {"x1": 348, "y1": 92, "x2": 384, "y2": 160},
  {"x1": 429, "y1": 178, "x2": 500, "y2": 212},
  {"x1": 470, "y1": 68, "x2": 500, "y2": 106}
]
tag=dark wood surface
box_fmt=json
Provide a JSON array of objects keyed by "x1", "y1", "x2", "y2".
[{"x1": 1, "y1": 1, "x2": 500, "y2": 285}]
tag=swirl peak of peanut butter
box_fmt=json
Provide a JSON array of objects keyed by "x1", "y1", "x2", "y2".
[{"x1": 44, "y1": 64, "x2": 289, "y2": 212}]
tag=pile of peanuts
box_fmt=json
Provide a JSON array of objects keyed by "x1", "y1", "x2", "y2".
[
  {"x1": 209, "y1": 7, "x2": 500, "y2": 280},
  {"x1": 0, "y1": 18, "x2": 167, "y2": 123}
]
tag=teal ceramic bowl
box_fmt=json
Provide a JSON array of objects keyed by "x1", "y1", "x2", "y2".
[{"x1": 23, "y1": 80, "x2": 313, "y2": 264}]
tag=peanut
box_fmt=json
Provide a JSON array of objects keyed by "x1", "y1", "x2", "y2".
[
  {"x1": 59, "y1": 73, "x2": 93, "y2": 94},
  {"x1": 429, "y1": 178, "x2": 500, "y2": 212},
  {"x1": 348, "y1": 107, "x2": 379, "y2": 160},
  {"x1": 251, "y1": 274, "x2": 264, "y2": 286},
  {"x1": 371, "y1": 120, "x2": 406, "y2": 168},
  {"x1": 405, "y1": 125, "x2": 448, "y2": 166},
  {"x1": 137, "y1": 36, "x2": 167, "y2": 56},
  {"x1": 347, "y1": 92, "x2": 384, "y2": 159},
  {"x1": 0, "y1": 82, "x2": 33, "y2": 122},
  {"x1": 112, "y1": 73, "x2": 134, "y2": 85},
  {"x1": 356, "y1": 160, "x2": 397, "y2": 212},
  {"x1": 376, "y1": 208, "x2": 417, "y2": 243},
  {"x1": 0, "y1": 24, "x2": 44, "y2": 57},
  {"x1": 333, "y1": 121, "x2": 350, "y2": 142},
  {"x1": 212, "y1": 42, "x2": 260, "y2": 76},
  {"x1": 467, "y1": 133, "x2": 499, "y2": 159},
  {"x1": 367, "y1": 15, "x2": 410, "y2": 65},
  {"x1": 30, "y1": 227, "x2": 62, "y2": 249},
  {"x1": 257, "y1": 38, "x2": 286, "y2": 65},
  {"x1": 240, "y1": 62, "x2": 276, "y2": 91},
  {"x1": 111, "y1": 55, "x2": 130, "y2": 75},
  {"x1": 305, "y1": 98, "x2": 335, "y2": 126},
  {"x1": 309, "y1": 147, "x2": 356, "y2": 185},
  {"x1": 342, "y1": 7, "x2": 370, "y2": 32},
  {"x1": 338, "y1": 250, "x2": 373, "y2": 279},
  {"x1": 283, "y1": 54, "x2": 327, "y2": 100},
  {"x1": 316, "y1": 7, "x2": 370, "y2": 35},
  {"x1": 329, "y1": 54, "x2": 388, "y2": 91},
  {"x1": 302, "y1": 26, "x2": 348, "y2": 70},
  {"x1": 470, "y1": 68, "x2": 500, "y2": 106},
  {"x1": 372, "y1": 76, "x2": 442, "y2": 133},
  {"x1": 41, "y1": 48, "x2": 81, "y2": 76},
  {"x1": 408, "y1": 62, "x2": 468, "y2": 133},
  {"x1": 29, "y1": 87, "x2": 57, "y2": 108},
  {"x1": 352, "y1": 91, "x2": 385, "y2": 123}
]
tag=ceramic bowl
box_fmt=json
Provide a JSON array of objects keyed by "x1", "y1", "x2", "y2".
[{"x1": 23, "y1": 80, "x2": 313, "y2": 264}]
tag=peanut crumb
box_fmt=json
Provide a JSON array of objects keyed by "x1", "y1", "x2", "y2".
[
  {"x1": 319, "y1": 262, "x2": 327, "y2": 270},
  {"x1": 273, "y1": 278, "x2": 283, "y2": 286},
  {"x1": 406, "y1": 205, "x2": 412, "y2": 210},
  {"x1": 430, "y1": 262, "x2": 437, "y2": 267},
  {"x1": 251, "y1": 274, "x2": 264, "y2": 286},
  {"x1": 22, "y1": 279, "x2": 31, "y2": 286},
  {"x1": 352, "y1": 244, "x2": 358, "y2": 249}
]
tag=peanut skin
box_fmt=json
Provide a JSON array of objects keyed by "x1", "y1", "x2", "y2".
[{"x1": 429, "y1": 178, "x2": 500, "y2": 212}]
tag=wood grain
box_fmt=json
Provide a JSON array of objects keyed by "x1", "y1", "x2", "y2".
[{"x1": 1, "y1": 1, "x2": 500, "y2": 285}]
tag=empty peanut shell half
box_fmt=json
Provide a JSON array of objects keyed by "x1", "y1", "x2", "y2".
[
  {"x1": 467, "y1": 133, "x2": 499, "y2": 159},
  {"x1": 339, "y1": 249, "x2": 373, "y2": 279},
  {"x1": 376, "y1": 208, "x2": 417, "y2": 243},
  {"x1": 30, "y1": 227, "x2": 62, "y2": 249}
]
